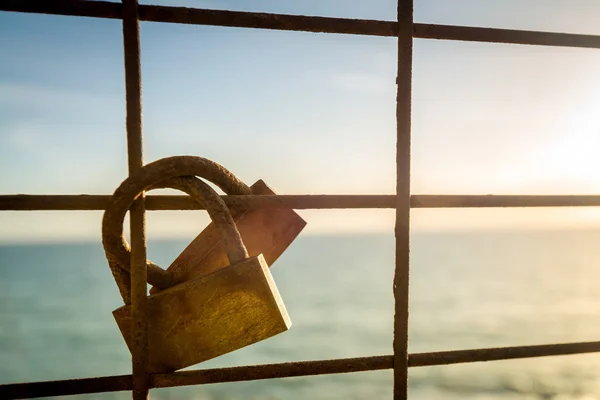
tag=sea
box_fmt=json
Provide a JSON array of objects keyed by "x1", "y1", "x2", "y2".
[{"x1": 2, "y1": 230, "x2": 600, "y2": 400}]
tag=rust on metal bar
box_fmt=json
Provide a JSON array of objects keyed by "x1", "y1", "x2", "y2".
[
  {"x1": 0, "y1": 374, "x2": 133, "y2": 400},
  {"x1": 3, "y1": 342, "x2": 600, "y2": 399},
  {"x1": 415, "y1": 23, "x2": 600, "y2": 49},
  {"x1": 410, "y1": 194, "x2": 600, "y2": 208},
  {"x1": 140, "y1": 4, "x2": 396, "y2": 36},
  {"x1": 409, "y1": 341, "x2": 600, "y2": 367},
  {"x1": 151, "y1": 355, "x2": 392, "y2": 388},
  {"x1": 393, "y1": 0, "x2": 413, "y2": 399},
  {"x1": 2, "y1": 194, "x2": 600, "y2": 211},
  {"x1": 0, "y1": 356, "x2": 391, "y2": 399},
  {"x1": 121, "y1": 0, "x2": 149, "y2": 397},
  {"x1": 0, "y1": 0, "x2": 395, "y2": 35},
  {"x1": 0, "y1": 0, "x2": 122, "y2": 19},
  {"x1": 4, "y1": 1, "x2": 600, "y2": 49}
]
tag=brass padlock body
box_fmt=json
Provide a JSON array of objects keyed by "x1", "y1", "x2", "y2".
[
  {"x1": 150, "y1": 179, "x2": 306, "y2": 294},
  {"x1": 113, "y1": 254, "x2": 290, "y2": 373}
]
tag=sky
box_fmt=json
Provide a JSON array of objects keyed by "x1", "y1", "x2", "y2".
[{"x1": 1, "y1": 0, "x2": 600, "y2": 243}]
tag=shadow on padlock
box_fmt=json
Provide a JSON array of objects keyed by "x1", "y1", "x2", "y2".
[{"x1": 101, "y1": 156, "x2": 299, "y2": 373}]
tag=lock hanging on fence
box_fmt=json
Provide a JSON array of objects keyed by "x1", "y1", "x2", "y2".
[
  {"x1": 149, "y1": 178, "x2": 306, "y2": 295},
  {"x1": 102, "y1": 156, "x2": 306, "y2": 301},
  {"x1": 101, "y1": 156, "x2": 304, "y2": 373}
]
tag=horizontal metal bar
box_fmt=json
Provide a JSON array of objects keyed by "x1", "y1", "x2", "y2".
[
  {"x1": 1, "y1": 194, "x2": 600, "y2": 211},
  {"x1": 0, "y1": 0, "x2": 396, "y2": 35},
  {"x1": 416, "y1": 24, "x2": 600, "y2": 49},
  {"x1": 412, "y1": 194, "x2": 600, "y2": 208},
  {"x1": 409, "y1": 341, "x2": 600, "y2": 367},
  {"x1": 3, "y1": 1, "x2": 600, "y2": 49},
  {"x1": 151, "y1": 355, "x2": 392, "y2": 389},
  {"x1": 0, "y1": 0, "x2": 120, "y2": 20},
  {"x1": 0, "y1": 356, "x2": 390, "y2": 399},
  {"x1": 141, "y1": 4, "x2": 396, "y2": 37},
  {"x1": 2, "y1": 341, "x2": 600, "y2": 399},
  {"x1": 1, "y1": 194, "x2": 394, "y2": 210},
  {"x1": 0, "y1": 374, "x2": 133, "y2": 399}
]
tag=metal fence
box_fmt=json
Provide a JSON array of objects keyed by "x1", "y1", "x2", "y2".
[{"x1": 1, "y1": 1, "x2": 600, "y2": 399}]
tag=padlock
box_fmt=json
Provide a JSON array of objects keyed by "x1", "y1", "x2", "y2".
[
  {"x1": 103, "y1": 173, "x2": 291, "y2": 373},
  {"x1": 149, "y1": 178, "x2": 306, "y2": 294},
  {"x1": 101, "y1": 156, "x2": 305, "y2": 298}
]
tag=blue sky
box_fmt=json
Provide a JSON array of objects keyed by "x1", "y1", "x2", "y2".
[{"x1": 1, "y1": 0, "x2": 600, "y2": 242}]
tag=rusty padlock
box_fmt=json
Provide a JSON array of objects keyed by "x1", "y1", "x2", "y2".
[
  {"x1": 101, "y1": 156, "x2": 305, "y2": 302},
  {"x1": 149, "y1": 177, "x2": 306, "y2": 295},
  {"x1": 102, "y1": 172, "x2": 291, "y2": 373}
]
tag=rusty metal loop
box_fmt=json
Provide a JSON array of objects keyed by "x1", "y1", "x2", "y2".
[
  {"x1": 102, "y1": 156, "x2": 253, "y2": 291},
  {"x1": 103, "y1": 176, "x2": 249, "y2": 292}
]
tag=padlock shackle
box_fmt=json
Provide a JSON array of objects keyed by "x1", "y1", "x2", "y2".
[
  {"x1": 102, "y1": 156, "x2": 252, "y2": 303},
  {"x1": 148, "y1": 177, "x2": 249, "y2": 264}
]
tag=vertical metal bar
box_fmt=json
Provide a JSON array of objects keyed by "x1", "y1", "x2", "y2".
[
  {"x1": 122, "y1": 0, "x2": 149, "y2": 399},
  {"x1": 393, "y1": 0, "x2": 413, "y2": 399}
]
